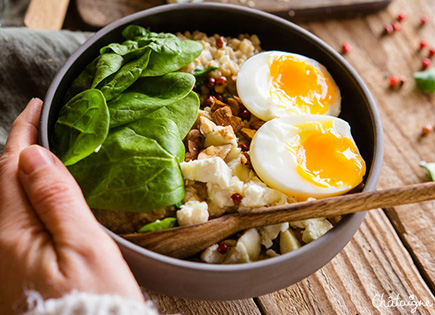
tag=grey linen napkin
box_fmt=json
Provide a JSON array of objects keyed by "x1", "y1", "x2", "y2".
[{"x1": 0, "y1": 28, "x2": 91, "y2": 154}]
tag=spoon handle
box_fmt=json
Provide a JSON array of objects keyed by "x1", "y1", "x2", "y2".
[{"x1": 122, "y1": 181, "x2": 435, "y2": 258}]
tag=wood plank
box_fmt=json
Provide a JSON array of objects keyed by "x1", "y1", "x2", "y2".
[
  {"x1": 142, "y1": 290, "x2": 262, "y2": 315},
  {"x1": 75, "y1": 0, "x2": 392, "y2": 29},
  {"x1": 257, "y1": 211, "x2": 435, "y2": 314},
  {"x1": 284, "y1": 0, "x2": 435, "y2": 293},
  {"x1": 24, "y1": 0, "x2": 70, "y2": 30}
]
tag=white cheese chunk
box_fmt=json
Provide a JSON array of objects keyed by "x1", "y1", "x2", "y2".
[
  {"x1": 180, "y1": 157, "x2": 232, "y2": 188},
  {"x1": 177, "y1": 201, "x2": 209, "y2": 226}
]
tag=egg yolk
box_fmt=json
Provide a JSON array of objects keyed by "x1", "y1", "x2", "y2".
[
  {"x1": 269, "y1": 55, "x2": 337, "y2": 115},
  {"x1": 288, "y1": 121, "x2": 366, "y2": 189}
]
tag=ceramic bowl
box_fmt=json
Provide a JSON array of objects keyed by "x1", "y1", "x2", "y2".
[{"x1": 40, "y1": 3, "x2": 383, "y2": 300}]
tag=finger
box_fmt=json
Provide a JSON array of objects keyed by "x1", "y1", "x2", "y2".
[
  {"x1": 17, "y1": 145, "x2": 107, "y2": 244},
  {"x1": 3, "y1": 98, "x2": 43, "y2": 155}
]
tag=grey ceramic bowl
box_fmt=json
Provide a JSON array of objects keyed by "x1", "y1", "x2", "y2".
[{"x1": 40, "y1": 3, "x2": 383, "y2": 300}]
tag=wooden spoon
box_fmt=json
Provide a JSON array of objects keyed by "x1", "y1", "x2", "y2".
[{"x1": 122, "y1": 181, "x2": 435, "y2": 259}]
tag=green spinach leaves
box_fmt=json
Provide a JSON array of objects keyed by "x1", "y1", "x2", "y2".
[
  {"x1": 53, "y1": 25, "x2": 204, "y2": 212},
  {"x1": 414, "y1": 69, "x2": 435, "y2": 93}
]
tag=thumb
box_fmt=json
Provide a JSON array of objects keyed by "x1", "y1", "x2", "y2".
[{"x1": 18, "y1": 145, "x2": 104, "y2": 241}]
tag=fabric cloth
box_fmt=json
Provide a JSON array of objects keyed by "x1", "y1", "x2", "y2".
[
  {"x1": 0, "y1": 27, "x2": 91, "y2": 154},
  {"x1": 25, "y1": 291, "x2": 159, "y2": 315}
]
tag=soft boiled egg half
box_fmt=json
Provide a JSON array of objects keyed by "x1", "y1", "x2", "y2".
[
  {"x1": 250, "y1": 115, "x2": 366, "y2": 200},
  {"x1": 237, "y1": 51, "x2": 341, "y2": 121}
]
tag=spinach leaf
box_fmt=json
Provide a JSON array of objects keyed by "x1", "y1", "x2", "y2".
[
  {"x1": 146, "y1": 91, "x2": 200, "y2": 139},
  {"x1": 68, "y1": 117, "x2": 185, "y2": 212},
  {"x1": 100, "y1": 48, "x2": 152, "y2": 101},
  {"x1": 54, "y1": 89, "x2": 109, "y2": 166},
  {"x1": 141, "y1": 40, "x2": 203, "y2": 77},
  {"x1": 122, "y1": 25, "x2": 150, "y2": 40},
  {"x1": 100, "y1": 40, "x2": 138, "y2": 55},
  {"x1": 137, "y1": 32, "x2": 181, "y2": 55},
  {"x1": 193, "y1": 65, "x2": 218, "y2": 77},
  {"x1": 108, "y1": 72, "x2": 196, "y2": 128},
  {"x1": 422, "y1": 161, "x2": 435, "y2": 181},
  {"x1": 91, "y1": 53, "x2": 124, "y2": 89},
  {"x1": 138, "y1": 218, "x2": 177, "y2": 233},
  {"x1": 64, "y1": 57, "x2": 99, "y2": 102},
  {"x1": 414, "y1": 69, "x2": 435, "y2": 93}
]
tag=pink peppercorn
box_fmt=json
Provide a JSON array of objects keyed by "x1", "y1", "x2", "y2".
[
  {"x1": 217, "y1": 243, "x2": 229, "y2": 254},
  {"x1": 215, "y1": 76, "x2": 227, "y2": 86},
  {"x1": 205, "y1": 77, "x2": 216, "y2": 90},
  {"x1": 420, "y1": 16, "x2": 428, "y2": 26},
  {"x1": 341, "y1": 42, "x2": 352, "y2": 54},
  {"x1": 392, "y1": 21, "x2": 402, "y2": 32},
  {"x1": 420, "y1": 40, "x2": 428, "y2": 50},
  {"x1": 231, "y1": 193, "x2": 243, "y2": 205},
  {"x1": 384, "y1": 24, "x2": 394, "y2": 35},
  {"x1": 389, "y1": 76, "x2": 400, "y2": 87},
  {"x1": 422, "y1": 58, "x2": 431, "y2": 69},
  {"x1": 238, "y1": 143, "x2": 249, "y2": 152},
  {"x1": 429, "y1": 47, "x2": 435, "y2": 57},
  {"x1": 397, "y1": 13, "x2": 406, "y2": 22},
  {"x1": 422, "y1": 124, "x2": 433, "y2": 135},
  {"x1": 239, "y1": 109, "x2": 250, "y2": 120},
  {"x1": 216, "y1": 36, "x2": 227, "y2": 48}
]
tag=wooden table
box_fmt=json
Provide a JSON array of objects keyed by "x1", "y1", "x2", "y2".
[{"x1": 135, "y1": 0, "x2": 435, "y2": 313}]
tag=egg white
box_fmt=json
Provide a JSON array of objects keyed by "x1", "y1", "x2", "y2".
[
  {"x1": 249, "y1": 115, "x2": 363, "y2": 200},
  {"x1": 236, "y1": 51, "x2": 341, "y2": 121}
]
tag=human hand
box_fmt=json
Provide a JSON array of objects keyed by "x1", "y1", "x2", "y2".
[{"x1": 0, "y1": 98, "x2": 144, "y2": 314}]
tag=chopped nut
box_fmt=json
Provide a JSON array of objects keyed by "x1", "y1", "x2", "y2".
[
  {"x1": 227, "y1": 98, "x2": 240, "y2": 115},
  {"x1": 198, "y1": 144, "x2": 233, "y2": 160},
  {"x1": 199, "y1": 116, "x2": 217, "y2": 135},
  {"x1": 241, "y1": 152, "x2": 252, "y2": 168},
  {"x1": 210, "y1": 99, "x2": 229, "y2": 113},
  {"x1": 240, "y1": 128, "x2": 256, "y2": 141},
  {"x1": 249, "y1": 115, "x2": 265, "y2": 130},
  {"x1": 212, "y1": 106, "x2": 243, "y2": 132},
  {"x1": 184, "y1": 129, "x2": 204, "y2": 161},
  {"x1": 204, "y1": 125, "x2": 237, "y2": 147}
]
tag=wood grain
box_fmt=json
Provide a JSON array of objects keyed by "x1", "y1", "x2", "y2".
[
  {"x1": 75, "y1": 0, "x2": 392, "y2": 29},
  {"x1": 257, "y1": 211, "x2": 435, "y2": 314},
  {"x1": 24, "y1": 0, "x2": 70, "y2": 30},
  {"x1": 122, "y1": 182, "x2": 435, "y2": 258}
]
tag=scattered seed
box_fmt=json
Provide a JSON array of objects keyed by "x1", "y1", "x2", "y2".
[
  {"x1": 420, "y1": 16, "x2": 428, "y2": 26},
  {"x1": 217, "y1": 243, "x2": 229, "y2": 254},
  {"x1": 341, "y1": 42, "x2": 352, "y2": 53},
  {"x1": 217, "y1": 36, "x2": 227, "y2": 48},
  {"x1": 205, "y1": 77, "x2": 216, "y2": 90},
  {"x1": 420, "y1": 40, "x2": 428, "y2": 50},
  {"x1": 422, "y1": 58, "x2": 431, "y2": 69},
  {"x1": 393, "y1": 21, "x2": 402, "y2": 32},
  {"x1": 383, "y1": 24, "x2": 394, "y2": 35},
  {"x1": 389, "y1": 75, "x2": 401, "y2": 87},
  {"x1": 239, "y1": 109, "x2": 250, "y2": 120},
  {"x1": 238, "y1": 143, "x2": 249, "y2": 152},
  {"x1": 231, "y1": 193, "x2": 243, "y2": 205},
  {"x1": 422, "y1": 124, "x2": 433, "y2": 135},
  {"x1": 397, "y1": 13, "x2": 406, "y2": 22},
  {"x1": 215, "y1": 76, "x2": 227, "y2": 86},
  {"x1": 429, "y1": 47, "x2": 435, "y2": 57}
]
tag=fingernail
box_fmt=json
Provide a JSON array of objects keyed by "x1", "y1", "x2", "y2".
[{"x1": 19, "y1": 145, "x2": 53, "y2": 175}]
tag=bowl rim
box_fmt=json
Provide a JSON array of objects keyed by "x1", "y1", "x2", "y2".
[{"x1": 41, "y1": 2, "x2": 384, "y2": 273}]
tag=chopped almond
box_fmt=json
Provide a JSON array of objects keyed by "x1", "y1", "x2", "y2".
[
  {"x1": 198, "y1": 144, "x2": 233, "y2": 160},
  {"x1": 210, "y1": 99, "x2": 228, "y2": 113},
  {"x1": 199, "y1": 116, "x2": 217, "y2": 135},
  {"x1": 241, "y1": 152, "x2": 252, "y2": 168},
  {"x1": 212, "y1": 106, "x2": 243, "y2": 132},
  {"x1": 184, "y1": 129, "x2": 204, "y2": 161},
  {"x1": 249, "y1": 115, "x2": 265, "y2": 130},
  {"x1": 239, "y1": 128, "x2": 256, "y2": 141},
  {"x1": 227, "y1": 98, "x2": 240, "y2": 116}
]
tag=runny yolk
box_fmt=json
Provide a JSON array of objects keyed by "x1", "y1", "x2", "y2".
[
  {"x1": 269, "y1": 55, "x2": 337, "y2": 115},
  {"x1": 290, "y1": 121, "x2": 366, "y2": 188}
]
